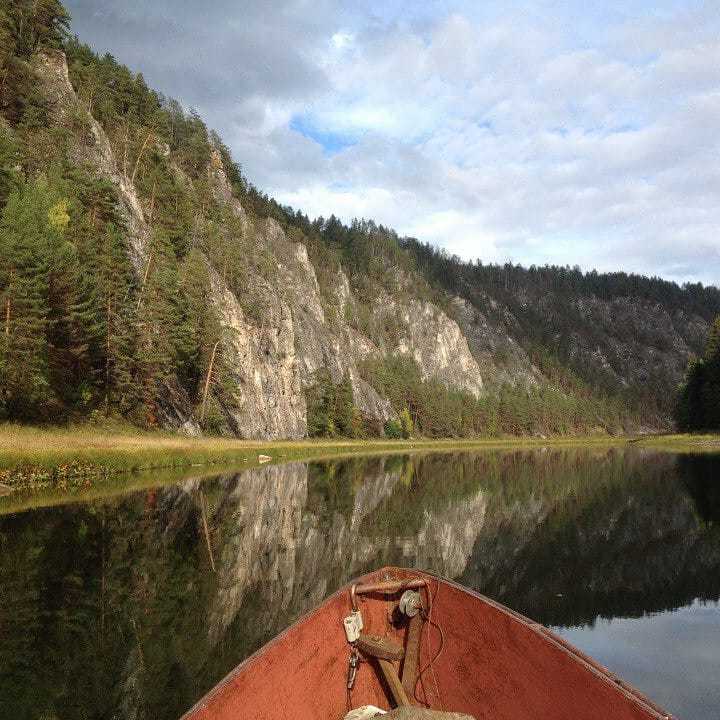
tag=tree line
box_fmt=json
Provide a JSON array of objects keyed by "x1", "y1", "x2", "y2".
[
  {"x1": 304, "y1": 354, "x2": 636, "y2": 439},
  {"x1": 675, "y1": 317, "x2": 720, "y2": 431}
]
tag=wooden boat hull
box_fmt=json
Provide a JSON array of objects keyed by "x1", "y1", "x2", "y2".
[{"x1": 181, "y1": 567, "x2": 672, "y2": 720}]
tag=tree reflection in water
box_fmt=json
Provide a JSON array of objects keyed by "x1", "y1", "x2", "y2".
[{"x1": 0, "y1": 448, "x2": 718, "y2": 720}]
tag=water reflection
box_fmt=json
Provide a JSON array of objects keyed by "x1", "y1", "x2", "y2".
[
  {"x1": 679, "y1": 454, "x2": 720, "y2": 524},
  {"x1": 0, "y1": 449, "x2": 718, "y2": 720},
  {"x1": 554, "y1": 599, "x2": 720, "y2": 720}
]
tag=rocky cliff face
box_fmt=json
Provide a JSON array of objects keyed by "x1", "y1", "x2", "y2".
[
  {"x1": 34, "y1": 50, "x2": 485, "y2": 437},
  {"x1": 452, "y1": 280, "x2": 710, "y2": 401},
  {"x1": 34, "y1": 51, "x2": 149, "y2": 267}
]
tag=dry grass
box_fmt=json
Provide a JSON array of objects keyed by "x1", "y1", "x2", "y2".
[
  {"x1": 629, "y1": 432, "x2": 720, "y2": 453},
  {"x1": 0, "y1": 422, "x2": 623, "y2": 483},
  {"x1": 0, "y1": 423, "x2": 624, "y2": 465}
]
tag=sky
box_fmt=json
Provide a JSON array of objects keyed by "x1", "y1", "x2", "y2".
[{"x1": 63, "y1": 0, "x2": 720, "y2": 286}]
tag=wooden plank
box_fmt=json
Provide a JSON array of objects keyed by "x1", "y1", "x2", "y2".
[
  {"x1": 357, "y1": 633, "x2": 405, "y2": 661},
  {"x1": 384, "y1": 710, "x2": 475, "y2": 719},
  {"x1": 402, "y1": 612, "x2": 423, "y2": 696},
  {"x1": 354, "y1": 578, "x2": 427, "y2": 595},
  {"x1": 378, "y1": 658, "x2": 411, "y2": 707}
]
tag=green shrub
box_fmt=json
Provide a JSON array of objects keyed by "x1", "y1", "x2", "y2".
[{"x1": 383, "y1": 419, "x2": 403, "y2": 439}]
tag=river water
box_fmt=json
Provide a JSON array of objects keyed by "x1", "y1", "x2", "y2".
[{"x1": 1, "y1": 448, "x2": 718, "y2": 719}]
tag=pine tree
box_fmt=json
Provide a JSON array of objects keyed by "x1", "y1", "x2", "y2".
[
  {"x1": 704, "y1": 316, "x2": 720, "y2": 360},
  {"x1": 51, "y1": 171, "x2": 138, "y2": 415},
  {"x1": 0, "y1": 123, "x2": 19, "y2": 205},
  {"x1": 0, "y1": 0, "x2": 70, "y2": 125},
  {"x1": 306, "y1": 368, "x2": 335, "y2": 437},
  {"x1": 44, "y1": 197, "x2": 103, "y2": 411},
  {"x1": 333, "y1": 374, "x2": 355, "y2": 436},
  {"x1": 179, "y1": 248, "x2": 239, "y2": 428},
  {"x1": 0, "y1": 0, "x2": 70, "y2": 57},
  {"x1": 701, "y1": 316, "x2": 720, "y2": 429},
  {"x1": 91, "y1": 223, "x2": 137, "y2": 414},
  {"x1": 135, "y1": 230, "x2": 191, "y2": 425},
  {"x1": 676, "y1": 316, "x2": 720, "y2": 431},
  {"x1": 0, "y1": 177, "x2": 55, "y2": 419},
  {"x1": 349, "y1": 406, "x2": 365, "y2": 438}
]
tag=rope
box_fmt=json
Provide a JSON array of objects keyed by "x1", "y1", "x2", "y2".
[{"x1": 414, "y1": 578, "x2": 445, "y2": 710}]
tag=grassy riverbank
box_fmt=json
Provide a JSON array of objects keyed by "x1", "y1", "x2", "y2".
[
  {"x1": 1, "y1": 424, "x2": 718, "y2": 499},
  {"x1": 629, "y1": 433, "x2": 720, "y2": 452},
  {"x1": 0, "y1": 423, "x2": 611, "y2": 493}
]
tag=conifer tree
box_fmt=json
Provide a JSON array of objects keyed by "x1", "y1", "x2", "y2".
[
  {"x1": 0, "y1": 177, "x2": 55, "y2": 419},
  {"x1": 91, "y1": 223, "x2": 137, "y2": 414},
  {"x1": 676, "y1": 316, "x2": 720, "y2": 431},
  {"x1": 135, "y1": 230, "x2": 195, "y2": 425},
  {"x1": 0, "y1": 0, "x2": 70, "y2": 124},
  {"x1": 333, "y1": 374, "x2": 355, "y2": 436},
  {"x1": 704, "y1": 316, "x2": 720, "y2": 360},
  {"x1": 0, "y1": 123, "x2": 19, "y2": 204},
  {"x1": 0, "y1": 0, "x2": 70, "y2": 57},
  {"x1": 44, "y1": 196, "x2": 104, "y2": 410},
  {"x1": 700, "y1": 317, "x2": 720, "y2": 429},
  {"x1": 179, "y1": 248, "x2": 238, "y2": 426},
  {"x1": 306, "y1": 368, "x2": 335, "y2": 437}
]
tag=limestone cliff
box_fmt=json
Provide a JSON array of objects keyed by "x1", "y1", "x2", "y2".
[{"x1": 33, "y1": 50, "x2": 485, "y2": 438}]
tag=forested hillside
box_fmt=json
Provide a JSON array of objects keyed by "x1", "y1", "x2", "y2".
[{"x1": 0, "y1": 0, "x2": 717, "y2": 438}]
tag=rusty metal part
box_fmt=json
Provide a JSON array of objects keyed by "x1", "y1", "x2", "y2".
[
  {"x1": 399, "y1": 590, "x2": 422, "y2": 618},
  {"x1": 347, "y1": 648, "x2": 360, "y2": 690},
  {"x1": 351, "y1": 578, "x2": 428, "y2": 610}
]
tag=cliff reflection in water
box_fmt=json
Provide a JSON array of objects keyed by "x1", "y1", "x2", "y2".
[{"x1": 0, "y1": 449, "x2": 718, "y2": 720}]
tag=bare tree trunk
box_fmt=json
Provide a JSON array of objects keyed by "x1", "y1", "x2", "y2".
[
  {"x1": 86, "y1": 83, "x2": 96, "y2": 114},
  {"x1": 148, "y1": 180, "x2": 157, "y2": 223},
  {"x1": 122, "y1": 124, "x2": 130, "y2": 179},
  {"x1": 200, "y1": 340, "x2": 220, "y2": 424},
  {"x1": 100, "y1": 511, "x2": 106, "y2": 643},
  {"x1": 130, "y1": 131, "x2": 154, "y2": 187},
  {"x1": 136, "y1": 254, "x2": 153, "y2": 311},
  {"x1": 0, "y1": 67, "x2": 9, "y2": 98},
  {"x1": 199, "y1": 490, "x2": 216, "y2": 573},
  {"x1": 105, "y1": 295, "x2": 111, "y2": 413}
]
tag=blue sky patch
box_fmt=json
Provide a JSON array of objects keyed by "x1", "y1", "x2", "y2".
[{"x1": 290, "y1": 115, "x2": 358, "y2": 155}]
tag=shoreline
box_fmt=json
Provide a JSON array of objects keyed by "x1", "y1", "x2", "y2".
[{"x1": 1, "y1": 424, "x2": 718, "y2": 506}]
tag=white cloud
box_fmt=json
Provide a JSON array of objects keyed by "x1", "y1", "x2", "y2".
[
  {"x1": 66, "y1": 0, "x2": 720, "y2": 285},
  {"x1": 330, "y1": 31, "x2": 353, "y2": 50}
]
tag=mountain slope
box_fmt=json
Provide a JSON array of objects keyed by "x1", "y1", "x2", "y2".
[{"x1": 0, "y1": 2, "x2": 717, "y2": 437}]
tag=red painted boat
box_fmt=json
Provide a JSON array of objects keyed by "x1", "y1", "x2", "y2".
[{"x1": 182, "y1": 567, "x2": 673, "y2": 720}]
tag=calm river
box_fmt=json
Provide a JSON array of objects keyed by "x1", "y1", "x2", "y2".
[{"x1": 1, "y1": 448, "x2": 718, "y2": 719}]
